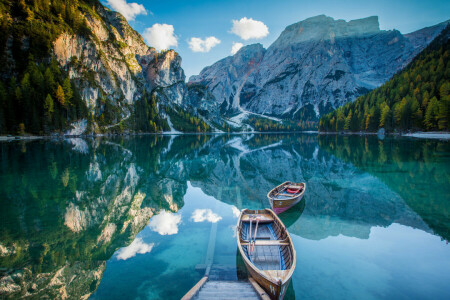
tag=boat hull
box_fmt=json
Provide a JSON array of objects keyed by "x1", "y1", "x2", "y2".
[
  {"x1": 270, "y1": 194, "x2": 304, "y2": 214},
  {"x1": 242, "y1": 257, "x2": 291, "y2": 299},
  {"x1": 268, "y1": 182, "x2": 306, "y2": 214},
  {"x1": 236, "y1": 209, "x2": 296, "y2": 300}
]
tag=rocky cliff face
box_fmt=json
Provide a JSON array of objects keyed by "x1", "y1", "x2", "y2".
[
  {"x1": 145, "y1": 50, "x2": 187, "y2": 106},
  {"x1": 53, "y1": 5, "x2": 148, "y2": 111},
  {"x1": 51, "y1": 3, "x2": 193, "y2": 132},
  {"x1": 189, "y1": 15, "x2": 447, "y2": 121},
  {"x1": 190, "y1": 44, "x2": 266, "y2": 115}
]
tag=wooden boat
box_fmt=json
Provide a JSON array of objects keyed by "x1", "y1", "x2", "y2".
[
  {"x1": 236, "y1": 209, "x2": 296, "y2": 300},
  {"x1": 267, "y1": 181, "x2": 306, "y2": 214}
]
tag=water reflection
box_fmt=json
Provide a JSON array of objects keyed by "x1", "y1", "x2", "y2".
[
  {"x1": 318, "y1": 135, "x2": 450, "y2": 241},
  {"x1": 148, "y1": 210, "x2": 182, "y2": 235},
  {"x1": 116, "y1": 238, "x2": 154, "y2": 261},
  {"x1": 0, "y1": 133, "x2": 449, "y2": 299},
  {"x1": 190, "y1": 209, "x2": 222, "y2": 223}
]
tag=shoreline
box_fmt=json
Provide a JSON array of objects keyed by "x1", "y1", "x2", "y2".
[
  {"x1": 318, "y1": 131, "x2": 450, "y2": 140},
  {"x1": 401, "y1": 132, "x2": 450, "y2": 140},
  {"x1": 1, "y1": 130, "x2": 449, "y2": 141},
  {"x1": 0, "y1": 130, "x2": 320, "y2": 141}
]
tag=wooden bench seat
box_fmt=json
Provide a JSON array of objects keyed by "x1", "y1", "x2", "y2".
[{"x1": 241, "y1": 240, "x2": 289, "y2": 246}]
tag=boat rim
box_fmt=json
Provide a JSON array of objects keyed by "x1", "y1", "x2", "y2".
[
  {"x1": 267, "y1": 181, "x2": 306, "y2": 201},
  {"x1": 236, "y1": 208, "x2": 297, "y2": 286}
]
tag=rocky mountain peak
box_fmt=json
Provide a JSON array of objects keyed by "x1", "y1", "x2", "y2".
[
  {"x1": 272, "y1": 15, "x2": 380, "y2": 48},
  {"x1": 234, "y1": 43, "x2": 265, "y2": 56}
]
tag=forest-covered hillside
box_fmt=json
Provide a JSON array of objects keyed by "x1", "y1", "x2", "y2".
[
  {"x1": 319, "y1": 25, "x2": 450, "y2": 132},
  {"x1": 0, "y1": 0, "x2": 95, "y2": 134},
  {"x1": 0, "y1": 0, "x2": 210, "y2": 135}
]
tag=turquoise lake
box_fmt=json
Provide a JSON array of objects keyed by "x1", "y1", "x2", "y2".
[{"x1": 0, "y1": 134, "x2": 449, "y2": 299}]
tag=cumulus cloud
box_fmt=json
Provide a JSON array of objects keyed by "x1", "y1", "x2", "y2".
[
  {"x1": 143, "y1": 24, "x2": 178, "y2": 51},
  {"x1": 148, "y1": 210, "x2": 182, "y2": 235},
  {"x1": 116, "y1": 238, "x2": 154, "y2": 260},
  {"x1": 231, "y1": 17, "x2": 269, "y2": 40},
  {"x1": 188, "y1": 36, "x2": 221, "y2": 53},
  {"x1": 231, "y1": 206, "x2": 241, "y2": 218},
  {"x1": 106, "y1": 0, "x2": 147, "y2": 21},
  {"x1": 231, "y1": 42, "x2": 243, "y2": 55},
  {"x1": 191, "y1": 209, "x2": 222, "y2": 223}
]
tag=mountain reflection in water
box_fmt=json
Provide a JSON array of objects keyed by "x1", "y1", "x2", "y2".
[{"x1": 0, "y1": 134, "x2": 449, "y2": 299}]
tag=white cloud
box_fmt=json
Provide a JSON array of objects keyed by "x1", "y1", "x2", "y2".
[
  {"x1": 148, "y1": 210, "x2": 182, "y2": 235},
  {"x1": 143, "y1": 24, "x2": 178, "y2": 51},
  {"x1": 231, "y1": 42, "x2": 244, "y2": 55},
  {"x1": 116, "y1": 238, "x2": 154, "y2": 260},
  {"x1": 188, "y1": 36, "x2": 221, "y2": 53},
  {"x1": 231, "y1": 17, "x2": 269, "y2": 40},
  {"x1": 191, "y1": 209, "x2": 222, "y2": 223},
  {"x1": 231, "y1": 206, "x2": 241, "y2": 218},
  {"x1": 106, "y1": 0, "x2": 147, "y2": 21},
  {"x1": 230, "y1": 225, "x2": 237, "y2": 237}
]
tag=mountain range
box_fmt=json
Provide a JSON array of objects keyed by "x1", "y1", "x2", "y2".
[
  {"x1": 189, "y1": 15, "x2": 448, "y2": 127},
  {"x1": 319, "y1": 24, "x2": 449, "y2": 132}
]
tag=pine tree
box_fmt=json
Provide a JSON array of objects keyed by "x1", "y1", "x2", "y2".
[
  {"x1": 380, "y1": 105, "x2": 391, "y2": 128},
  {"x1": 424, "y1": 97, "x2": 440, "y2": 130},
  {"x1": 319, "y1": 25, "x2": 449, "y2": 133},
  {"x1": 56, "y1": 84, "x2": 65, "y2": 106},
  {"x1": 344, "y1": 111, "x2": 352, "y2": 131},
  {"x1": 44, "y1": 94, "x2": 54, "y2": 122},
  {"x1": 437, "y1": 96, "x2": 449, "y2": 130},
  {"x1": 62, "y1": 77, "x2": 72, "y2": 104}
]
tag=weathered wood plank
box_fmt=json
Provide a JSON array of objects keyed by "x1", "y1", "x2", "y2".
[
  {"x1": 204, "y1": 221, "x2": 218, "y2": 276},
  {"x1": 241, "y1": 240, "x2": 290, "y2": 246},
  {"x1": 181, "y1": 276, "x2": 208, "y2": 300},
  {"x1": 248, "y1": 277, "x2": 271, "y2": 300}
]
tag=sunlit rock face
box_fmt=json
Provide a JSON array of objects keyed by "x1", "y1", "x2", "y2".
[
  {"x1": 51, "y1": 4, "x2": 194, "y2": 130},
  {"x1": 53, "y1": 6, "x2": 150, "y2": 111},
  {"x1": 145, "y1": 50, "x2": 188, "y2": 106},
  {"x1": 190, "y1": 16, "x2": 447, "y2": 119}
]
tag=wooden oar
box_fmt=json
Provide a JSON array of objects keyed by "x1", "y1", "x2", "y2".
[
  {"x1": 249, "y1": 216, "x2": 253, "y2": 252},
  {"x1": 251, "y1": 217, "x2": 260, "y2": 253}
]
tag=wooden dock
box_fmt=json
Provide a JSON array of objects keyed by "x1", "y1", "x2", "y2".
[{"x1": 184, "y1": 279, "x2": 263, "y2": 300}]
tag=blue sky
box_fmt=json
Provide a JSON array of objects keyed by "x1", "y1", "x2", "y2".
[{"x1": 102, "y1": 0, "x2": 450, "y2": 79}]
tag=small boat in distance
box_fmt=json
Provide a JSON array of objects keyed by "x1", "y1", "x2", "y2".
[
  {"x1": 236, "y1": 209, "x2": 296, "y2": 300},
  {"x1": 268, "y1": 181, "x2": 306, "y2": 214}
]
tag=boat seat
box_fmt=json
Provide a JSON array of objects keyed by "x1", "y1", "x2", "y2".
[
  {"x1": 287, "y1": 185, "x2": 303, "y2": 189},
  {"x1": 241, "y1": 240, "x2": 289, "y2": 246}
]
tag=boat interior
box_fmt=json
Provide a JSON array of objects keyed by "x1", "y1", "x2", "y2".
[{"x1": 271, "y1": 183, "x2": 304, "y2": 200}]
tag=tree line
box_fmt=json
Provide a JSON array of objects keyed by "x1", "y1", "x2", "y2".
[
  {"x1": 319, "y1": 26, "x2": 450, "y2": 132},
  {"x1": 164, "y1": 105, "x2": 211, "y2": 132},
  {"x1": 0, "y1": 57, "x2": 88, "y2": 134},
  {"x1": 0, "y1": 0, "x2": 98, "y2": 134},
  {"x1": 248, "y1": 116, "x2": 317, "y2": 132},
  {"x1": 130, "y1": 92, "x2": 169, "y2": 133}
]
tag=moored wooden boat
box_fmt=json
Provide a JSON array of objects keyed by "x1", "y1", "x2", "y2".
[
  {"x1": 267, "y1": 181, "x2": 306, "y2": 214},
  {"x1": 236, "y1": 209, "x2": 296, "y2": 300}
]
